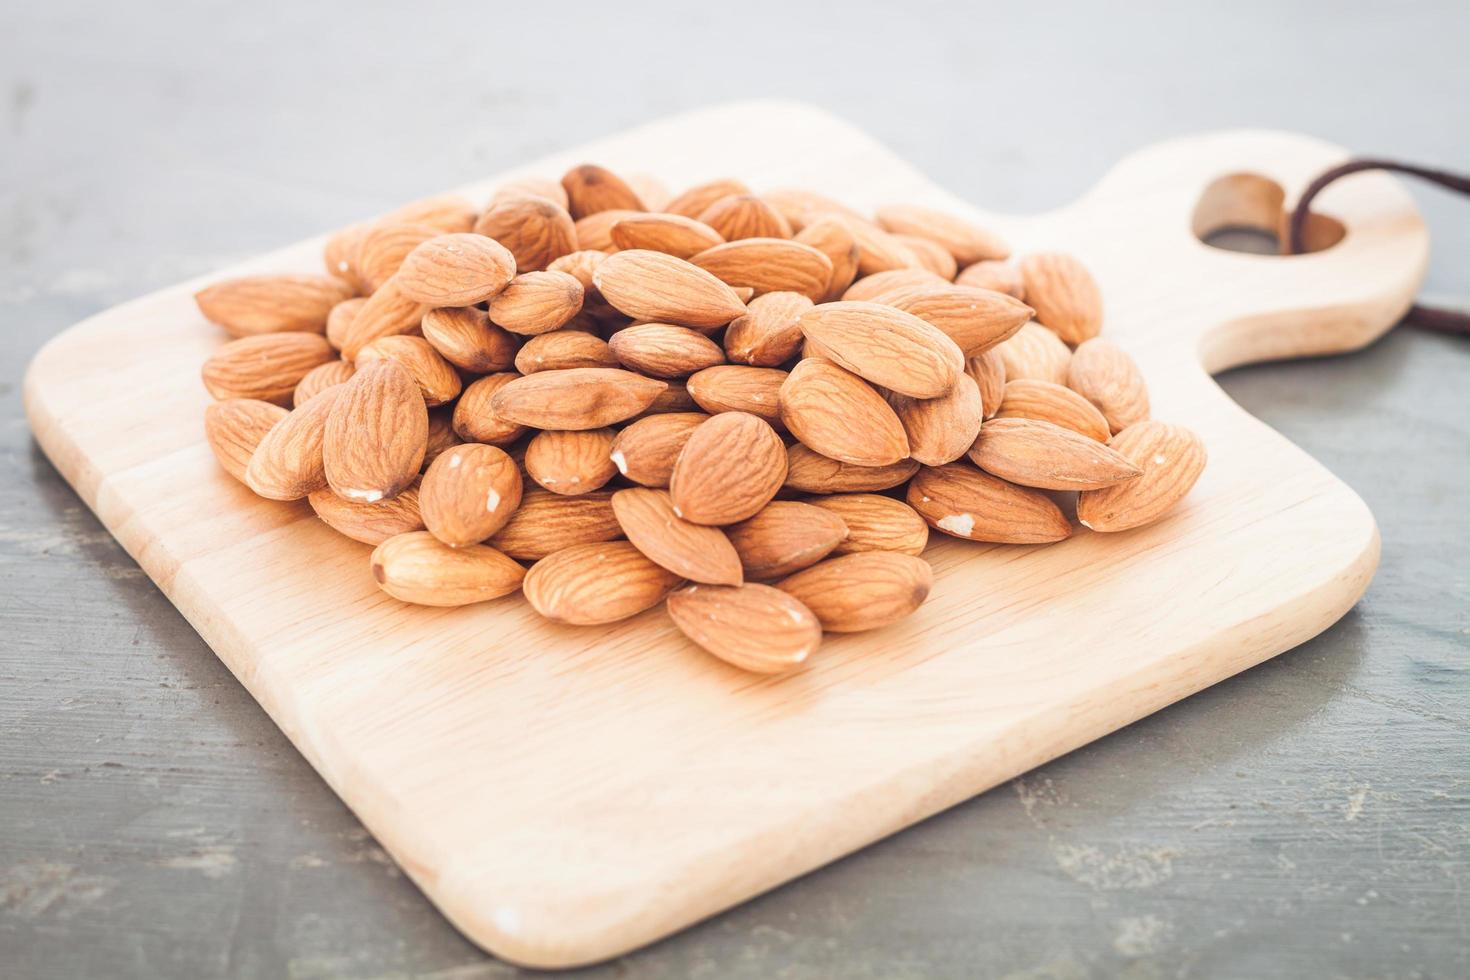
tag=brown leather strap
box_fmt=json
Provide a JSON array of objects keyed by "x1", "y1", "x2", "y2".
[{"x1": 1287, "y1": 159, "x2": 1470, "y2": 336}]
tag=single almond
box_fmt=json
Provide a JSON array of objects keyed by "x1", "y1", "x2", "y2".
[
  {"x1": 723, "y1": 291, "x2": 813, "y2": 366},
  {"x1": 610, "y1": 212, "x2": 724, "y2": 258},
  {"x1": 488, "y1": 489, "x2": 622, "y2": 560},
  {"x1": 969, "y1": 418, "x2": 1141, "y2": 491},
  {"x1": 776, "y1": 552, "x2": 932, "y2": 632},
  {"x1": 884, "y1": 372, "x2": 984, "y2": 466},
  {"x1": 421, "y1": 306, "x2": 518, "y2": 373},
  {"x1": 245, "y1": 384, "x2": 343, "y2": 500},
  {"x1": 293, "y1": 359, "x2": 355, "y2": 408},
  {"x1": 514, "y1": 330, "x2": 618, "y2": 374},
  {"x1": 485, "y1": 269, "x2": 586, "y2": 335},
  {"x1": 309, "y1": 479, "x2": 424, "y2": 545},
  {"x1": 325, "y1": 297, "x2": 366, "y2": 352},
  {"x1": 608, "y1": 323, "x2": 725, "y2": 378},
  {"x1": 881, "y1": 284, "x2": 1033, "y2": 355},
  {"x1": 626, "y1": 173, "x2": 671, "y2": 211},
  {"x1": 842, "y1": 267, "x2": 947, "y2": 303},
  {"x1": 1077, "y1": 421, "x2": 1206, "y2": 532},
  {"x1": 779, "y1": 357, "x2": 909, "y2": 466},
  {"x1": 593, "y1": 249, "x2": 748, "y2": 328},
  {"x1": 357, "y1": 334, "x2": 462, "y2": 406},
  {"x1": 202, "y1": 332, "x2": 336, "y2": 405},
  {"x1": 323, "y1": 359, "x2": 428, "y2": 503},
  {"x1": 995, "y1": 378, "x2": 1111, "y2": 442},
  {"x1": 381, "y1": 194, "x2": 479, "y2": 234},
  {"x1": 635, "y1": 380, "x2": 700, "y2": 417},
  {"x1": 561, "y1": 164, "x2": 645, "y2": 219},
  {"x1": 418, "y1": 443, "x2": 523, "y2": 547},
  {"x1": 195, "y1": 274, "x2": 355, "y2": 338},
  {"x1": 396, "y1": 233, "x2": 517, "y2": 307},
  {"x1": 794, "y1": 218, "x2": 861, "y2": 302},
  {"x1": 697, "y1": 194, "x2": 792, "y2": 241},
  {"x1": 724, "y1": 501, "x2": 848, "y2": 580},
  {"x1": 1066, "y1": 338, "x2": 1151, "y2": 434},
  {"x1": 685, "y1": 365, "x2": 787, "y2": 427},
  {"x1": 490, "y1": 368, "x2": 666, "y2": 430},
  {"x1": 665, "y1": 178, "x2": 752, "y2": 219},
  {"x1": 761, "y1": 187, "x2": 862, "y2": 232},
  {"x1": 324, "y1": 223, "x2": 370, "y2": 290},
  {"x1": 669, "y1": 411, "x2": 786, "y2": 525},
  {"x1": 356, "y1": 222, "x2": 442, "y2": 293},
  {"x1": 1018, "y1": 252, "x2": 1103, "y2": 345},
  {"x1": 547, "y1": 249, "x2": 608, "y2": 297},
  {"x1": 797, "y1": 301, "x2": 963, "y2": 398},
  {"x1": 524, "y1": 428, "x2": 618, "y2": 495},
  {"x1": 524, "y1": 541, "x2": 681, "y2": 625},
  {"x1": 907, "y1": 463, "x2": 1072, "y2": 544},
  {"x1": 452, "y1": 373, "x2": 529, "y2": 446},
  {"x1": 473, "y1": 195, "x2": 577, "y2": 272},
  {"x1": 572, "y1": 208, "x2": 642, "y2": 252},
  {"x1": 832, "y1": 215, "x2": 921, "y2": 275},
  {"x1": 492, "y1": 176, "x2": 568, "y2": 209},
  {"x1": 612, "y1": 488, "x2": 744, "y2": 586},
  {"x1": 955, "y1": 259, "x2": 1026, "y2": 300},
  {"x1": 371, "y1": 531, "x2": 525, "y2": 607},
  {"x1": 667, "y1": 583, "x2": 821, "y2": 673},
  {"x1": 966, "y1": 348, "x2": 1007, "y2": 419},
  {"x1": 689, "y1": 238, "x2": 832, "y2": 300},
  {"x1": 784, "y1": 444, "x2": 919, "y2": 493},
  {"x1": 204, "y1": 398, "x2": 289, "y2": 483},
  {"x1": 808, "y1": 494, "x2": 928, "y2": 556},
  {"x1": 993, "y1": 321, "x2": 1072, "y2": 384},
  {"x1": 609, "y1": 412, "x2": 709, "y2": 487},
  {"x1": 892, "y1": 233, "x2": 957, "y2": 279},
  {"x1": 875, "y1": 204, "x2": 1011, "y2": 266},
  {"x1": 423, "y1": 407, "x2": 463, "y2": 468},
  {"x1": 340, "y1": 277, "x2": 430, "y2": 360}
]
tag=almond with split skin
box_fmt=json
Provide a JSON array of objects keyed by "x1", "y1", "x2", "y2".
[
  {"x1": 396, "y1": 233, "x2": 517, "y2": 307},
  {"x1": 245, "y1": 384, "x2": 343, "y2": 500},
  {"x1": 690, "y1": 238, "x2": 832, "y2": 300},
  {"x1": 419, "y1": 443, "x2": 523, "y2": 547},
  {"x1": 613, "y1": 488, "x2": 744, "y2": 586},
  {"x1": 524, "y1": 541, "x2": 681, "y2": 625},
  {"x1": 490, "y1": 368, "x2": 667, "y2": 430},
  {"x1": 697, "y1": 194, "x2": 792, "y2": 241},
  {"x1": 1066, "y1": 338, "x2": 1150, "y2": 434},
  {"x1": 487, "y1": 489, "x2": 622, "y2": 561},
  {"x1": 593, "y1": 249, "x2": 747, "y2": 328},
  {"x1": 487, "y1": 270, "x2": 585, "y2": 335},
  {"x1": 794, "y1": 218, "x2": 861, "y2": 302},
  {"x1": 779, "y1": 357, "x2": 909, "y2": 466},
  {"x1": 371, "y1": 531, "x2": 525, "y2": 607},
  {"x1": 357, "y1": 335, "x2": 462, "y2": 407},
  {"x1": 561, "y1": 164, "x2": 645, "y2": 219},
  {"x1": 784, "y1": 444, "x2": 919, "y2": 493},
  {"x1": 205, "y1": 399, "x2": 289, "y2": 484},
  {"x1": 1019, "y1": 252, "x2": 1103, "y2": 345},
  {"x1": 473, "y1": 195, "x2": 577, "y2": 272},
  {"x1": 452, "y1": 373, "x2": 529, "y2": 446},
  {"x1": 797, "y1": 301, "x2": 963, "y2": 399},
  {"x1": 907, "y1": 463, "x2": 1071, "y2": 544},
  {"x1": 955, "y1": 260, "x2": 1026, "y2": 300},
  {"x1": 309, "y1": 480, "x2": 424, "y2": 545},
  {"x1": 724, "y1": 501, "x2": 848, "y2": 581},
  {"x1": 969, "y1": 418, "x2": 1141, "y2": 491},
  {"x1": 666, "y1": 583, "x2": 821, "y2": 674},
  {"x1": 685, "y1": 365, "x2": 787, "y2": 426},
  {"x1": 996, "y1": 379, "x2": 1111, "y2": 442},
  {"x1": 608, "y1": 323, "x2": 725, "y2": 378},
  {"x1": 1077, "y1": 421, "x2": 1206, "y2": 532},
  {"x1": 777, "y1": 552, "x2": 932, "y2": 632},
  {"x1": 884, "y1": 372, "x2": 984, "y2": 466},
  {"x1": 610, "y1": 212, "x2": 725, "y2": 258},
  {"x1": 669, "y1": 411, "x2": 786, "y2": 525},
  {"x1": 808, "y1": 494, "x2": 929, "y2": 556},
  {"x1": 609, "y1": 412, "x2": 708, "y2": 487},
  {"x1": 993, "y1": 321, "x2": 1072, "y2": 385},
  {"x1": 724, "y1": 291, "x2": 813, "y2": 366},
  {"x1": 966, "y1": 348, "x2": 1007, "y2": 419},
  {"x1": 421, "y1": 306, "x2": 518, "y2": 373},
  {"x1": 524, "y1": 428, "x2": 618, "y2": 495},
  {"x1": 881, "y1": 284, "x2": 1033, "y2": 356},
  {"x1": 202, "y1": 332, "x2": 337, "y2": 405},
  {"x1": 323, "y1": 359, "x2": 428, "y2": 503},
  {"x1": 196, "y1": 274, "x2": 355, "y2": 338},
  {"x1": 514, "y1": 330, "x2": 618, "y2": 374},
  {"x1": 876, "y1": 204, "x2": 1011, "y2": 267}
]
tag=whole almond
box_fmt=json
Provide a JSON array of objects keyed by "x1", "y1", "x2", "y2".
[
  {"x1": 635, "y1": 380, "x2": 700, "y2": 417},
  {"x1": 473, "y1": 195, "x2": 577, "y2": 272},
  {"x1": 884, "y1": 372, "x2": 984, "y2": 466},
  {"x1": 797, "y1": 301, "x2": 963, "y2": 399},
  {"x1": 724, "y1": 501, "x2": 848, "y2": 580},
  {"x1": 808, "y1": 494, "x2": 928, "y2": 556},
  {"x1": 204, "y1": 399, "x2": 288, "y2": 483},
  {"x1": 524, "y1": 541, "x2": 681, "y2": 625},
  {"x1": 561, "y1": 164, "x2": 645, "y2": 219},
  {"x1": 381, "y1": 194, "x2": 479, "y2": 234},
  {"x1": 686, "y1": 365, "x2": 787, "y2": 427},
  {"x1": 195, "y1": 274, "x2": 354, "y2": 338},
  {"x1": 419, "y1": 442, "x2": 523, "y2": 546},
  {"x1": 293, "y1": 359, "x2": 355, "y2": 408},
  {"x1": 697, "y1": 194, "x2": 792, "y2": 241},
  {"x1": 324, "y1": 223, "x2": 369, "y2": 290},
  {"x1": 340, "y1": 277, "x2": 430, "y2": 360},
  {"x1": 779, "y1": 357, "x2": 909, "y2": 466},
  {"x1": 245, "y1": 384, "x2": 343, "y2": 500},
  {"x1": 665, "y1": 178, "x2": 752, "y2": 219},
  {"x1": 593, "y1": 249, "x2": 748, "y2": 328},
  {"x1": 453, "y1": 372, "x2": 529, "y2": 446},
  {"x1": 893, "y1": 234, "x2": 957, "y2": 280},
  {"x1": 723, "y1": 291, "x2": 813, "y2": 366},
  {"x1": 882, "y1": 284, "x2": 1033, "y2": 355},
  {"x1": 784, "y1": 444, "x2": 919, "y2": 493},
  {"x1": 669, "y1": 411, "x2": 786, "y2": 525},
  {"x1": 493, "y1": 177, "x2": 569, "y2": 210},
  {"x1": 488, "y1": 489, "x2": 621, "y2": 560},
  {"x1": 524, "y1": 428, "x2": 618, "y2": 495},
  {"x1": 357, "y1": 334, "x2": 462, "y2": 406},
  {"x1": 626, "y1": 173, "x2": 671, "y2": 212},
  {"x1": 1018, "y1": 253, "x2": 1103, "y2": 345},
  {"x1": 776, "y1": 552, "x2": 932, "y2": 632},
  {"x1": 547, "y1": 249, "x2": 607, "y2": 296},
  {"x1": 610, "y1": 212, "x2": 724, "y2": 258},
  {"x1": 487, "y1": 270, "x2": 585, "y2": 335},
  {"x1": 666, "y1": 583, "x2": 821, "y2": 673},
  {"x1": 325, "y1": 297, "x2": 366, "y2": 351},
  {"x1": 966, "y1": 348, "x2": 1007, "y2": 419},
  {"x1": 395, "y1": 233, "x2": 517, "y2": 307},
  {"x1": 612, "y1": 488, "x2": 744, "y2": 586},
  {"x1": 371, "y1": 531, "x2": 525, "y2": 607},
  {"x1": 907, "y1": 463, "x2": 1072, "y2": 544},
  {"x1": 309, "y1": 479, "x2": 424, "y2": 545},
  {"x1": 875, "y1": 204, "x2": 1011, "y2": 266},
  {"x1": 761, "y1": 187, "x2": 862, "y2": 231},
  {"x1": 842, "y1": 267, "x2": 947, "y2": 303},
  {"x1": 956, "y1": 260, "x2": 1026, "y2": 300},
  {"x1": 609, "y1": 412, "x2": 708, "y2": 487},
  {"x1": 969, "y1": 418, "x2": 1141, "y2": 491},
  {"x1": 514, "y1": 330, "x2": 618, "y2": 374},
  {"x1": 690, "y1": 238, "x2": 832, "y2": 300},
  {"x1": 323, "y1": 359, "x2": 428, "y2": 503},
  {"x1": 996, "y1": 378, "x2": 1111, "y2": 442},
  {"x1": 794, "y1": 218, "x2": 861, "y2": 302},
  {"x1": 356, "y1": 222, "x2": 442, "y2": 293},
  {"x1": 423, "y1": 406, "x2": 463, "y2": 468},
  {"x1": 833, "y1": 216, "x2": 921, "y2": 275},
  {"x1": 572, "y1": 209, "x2": 642, "y2": 253},
  {"x1": 202, "y1": 332, "x2": 336, "y2": 405},
  {"x1": 993, "y1": 321, "x2": 1072, "y2": 384},
  {"x1": 490, "y1": 367, "x2": 667, "y2": 429},
  {"x1": 421, "y1": 306, "x2": 518, "y2": 373},
  {"x1": 608, "y1": 323, "x2": 725, "y2": 378},
  {"x1": 1077, "y1": 421, "x2": 1206, "y2": 532},
  {"x1": 1066, "y1": 338, "x2": 1151, "y2": 434}
]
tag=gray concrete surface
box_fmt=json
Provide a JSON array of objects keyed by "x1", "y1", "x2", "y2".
[{"x1": 3, "y1": 2, "x2": 1467, "y2": 977}]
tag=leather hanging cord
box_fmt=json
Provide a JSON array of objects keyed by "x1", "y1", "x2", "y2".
[{"x1": 1286, "y1": 159, "x2": 1470, "y2": 336}]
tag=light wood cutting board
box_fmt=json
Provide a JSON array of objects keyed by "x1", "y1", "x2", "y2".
[{"x1": 23, "y1": 101, "x2": 1427, "y2": 969}]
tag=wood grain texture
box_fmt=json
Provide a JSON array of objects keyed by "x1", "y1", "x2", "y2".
[{"x1": 20, "y1": 102, "x2": 1426, "y2": 968}]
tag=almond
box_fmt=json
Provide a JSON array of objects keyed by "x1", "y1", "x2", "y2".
[
  {"x1": 396, "y1": 233, "x2": 517, "y2": 307},
  {"x1": 612, "y1": 488, "x2": 744, "y2": 586},
  {"x1": 204, "y1": 398, "x2": 288, "y2": 483},
  {"x1": 324, "y1": 223, "x2": 369, "y2": 290},
  {"x1": 561, "y1": 164, "x2": 645, "y2": 219},
  {"x1": 524, "y1": 541, "x2": 681, "y2": 625},
  {"x1": 608, "y1": 323, "x2": 725, "y2": 378},
  {"x1": 665, "y1": 178, "x2": 752, "y2": 220},
  {"x1": 421, "y1": 306, "x2": 518, "y2": 373},
  {"x1": 833, "y1": 216, "x2": 920, "y2": 275},
  {"x1": 685, "y1": 365, "x2": 787, "y2": 427},
  {"x1": 776, "y1": 552, "x2": 932, "y2": 632},
  {"x1": 784, "y1": 444, "x2": 919, "y2": 493},
  {"x1": 907, "y1": 463, "x2": 1072, "y2": 544},
  {"x1": 524, "y1": 428, "x2": 618, "y2": 495},
  {"x1": 626, "y1": 173, "x2": 671, "y2": 212},
  {"x1": 966, "y1": 348, "x2": 1007, "y2": 419},
  {"x1": 779, "y1": 357, "x2": 909, "y2": 466},
  {"x1": 797, "y1": 301, "x2": 963, "y2": 398},
  {"x1": 323, "y1": 359, "x2": 428, "y2": 502},
  {"x1": 514, "y1": 330, "x2": 618, "y2": 374},
  {"x1": 969, "y1": 418, "x2": 1141, "y2": 491},
  {"x1": 689, "y1": 238, "x2": 832, "y2": 300},
  {"x1": 492, "y1": 176, "x2": 569, "y2": 210},
  {"x1": 418, "y1": 443, "x2": 523, "y2": 546},
  {"x1": 723, "y1": 291, "x2": 813, "y2": 366},
  {"x1": 1066, "y1": 338, "x2": 1150, "y2": 434},
  {"x1": 486, "y1": 270, "x2": 586, "y2": 335},
  {"x1": 875, "y1": 204, "x2": 1011, "y2": 266},
  {"x1": 892, "y1": 233, "x2": 957, "y2": 280},
  {"x1": 761, "y1": 188, "x2": 862, "y2": 232},
  {"x1": 490, "y1": 367, "x2": 666, "y2": 430},
  {"x1": 593, "y1": 249, "x2": 747, "y2": 328},
  {"x1": 473, "y1": 195, "x2": 577, "y2": 272},
  {"x1": 794, "y1": 218, "x2": 861, "y2": 302},
  {"x1": 666, "y1": 583, "x2": 821, "y2": 673},
  {"x1": 696, "y1": 194, "x2": 792, "y2": 241},
  {"x1": 293, "y1": 359, "x2": 355, "y2": 407},
  {"x1": 572, "y1": 209, "x2": 642, "y2": 253},
  {"x1": 884, "y1": 372, "x2": 984, "y2": 466},
  {"x1": 423, "y1": 406, "x2": 463, "y2": 468},
  {"x1": 357, "y1": 334, "x2": 462, "y2": 406},
  {"x1": 1018, "y1": 252, "x2": 1103, "y2": 345},
  {"x1": 882, "y1": 284, "x2": 1033, "y2": 355},
  {"x1": 340, "y1": 277, "x2": 430, "y2": 360},
  {"x1": 201, "y1": 332, "x2": 336, "y2": 405},
  {"x1": 245, "y1": 384, "x2": 343, "y2": 500},
  {"x1": 993, "y1": 321, "x2": 1072, "y2": 385},
  {"x1": 995, "y1": 379, "x2": 1111, "y2": 442},
  {"x1": 636, "y1": 380, "x2": 700, "y2": 417},
  {"x1": 609, "y1": 412, "x2": 708, "y2": 487},
  {"x1": 381, "y1": 194, "x2": 479, "y2": 234},
  {"x1": 610, "y1": 213, "x2": 724, "y2": 258},
  {"x1": 309, "y1": 479, "x2": 424, "y2": 545},
  {"x1": 955, "y1": 259, "x2": 1026, "y2": 300},
  {"x1": 371, "y1": 531, "x2": 525, "y2": 607},
  {"x1": 668, "y1": 411, "x2": 786, "y2": 525},
  {"x1": 724, "y1": 501, "x2": 848, "y2": 580},
  {"x1": 195, "y1": 274, "x2": 355, "y2": 338},
  {"x1": 452, "y1": 373, "x2": 529, "y2": 446},
  {"x1": 1077, "y1": 422, "x2": 1206, "y2": 532},
  {"x1": 841, "y1": 267, "x2": 947, "y2": 303},
  {"x1": 356, "y1": 222, "x2": 442, "y2": 293},
  {"x1": 808, "y1": 494, "x2": 928, "y2": 556},
  {"x1": 325, "y1": 297, "x2": 366, "y2": 351},
  {"x1": 487, "y1": 489, "x2": 622, "y2": 560}
]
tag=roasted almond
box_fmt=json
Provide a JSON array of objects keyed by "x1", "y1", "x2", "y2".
[
  {"x1": 875, "y1": 204, "x2": 1011, "y2": 266},
  {"x1": 776, "y1": 552, "x2": 932, "y2": 632},
  {"x1": 323, "y1": 359, "x2": 428, "y2": 502},
  {"x1": 488, "y1": 489, "x2": 621, "y2": 560},
  {"x1": 685, "y1": 365, "x2": 787, "y2": 427},
  {"x1": 395, "y1": 233, "x2": 517, "y2": 307},
  {"x1": 1018, "y1": 252, "x2": 1103, "y2": 345},
  {"x1": 524, "y1": 541, "x2": 681, "y2": 625},
  {"x1": 1077, "y1": 421, "x2": 1206, "y2": 532},
  {"x1": 996, "y1": 379, "x2": 1111, "y2": 442},
  {"x1": 955, "y1": 259, "x2": 1026, "y2": 300},
  {"x1": 794, "y1": 218, "x2": 861, "y2": 302},
  {"x1": 907, "y1": 463, "x2": 1071, "y2": 544},
  {"x1": 325, "y1": 297, "x2": 366, "y2": 352},
  {"x1": 371, "y1": 531, "x2": 525, "y2": 607},
  {"x1": 356, "y1": 222, "x2": 442, "y2": 293},
  {"x1": 293, "y1": 358, "x2": 355, "y2": 408},
  {"x1": 723, "y1": 291, "x2": 813, "y2": 366},
  {"x1": 612, "y1": 488, "x2": 743, "y2": 586},
  {"x1": 514, "y1": 330, "x2": 618, "y2": 374},
  {"x1": 340, "y1": 277, "x2": 429, "y2": 360},
  {"x1": 724, "y1": 501, "x2": 848, "y2": 580},
  {"x1": 893, "y1": 233, "x2": 957, "y2": 280},
  {"x1": 965, "y1": 348, "x2": 1007, "y2": 419},
  {"x1": 841, "y1": 267, "x2": 947, "y2": 303},
  {"x1": 204, "y1": 398, "x2": 288, "y2": 483},
  {"x1": 784, "y1": 444, "x2": 919, "y2": 493},
  {"x1": 421, "y1": 306, "x2": 518, "y2": 373},
  {"x1": 779, "y1": 357, "x2": 909, "y2": 466},
  {"x1": 524, "y1": 428, "x2": 618, "y2": 495},
  {"x1": 473, "y1": 195, "x2": 577, "y2": 272},
  {"x1": 610, "y1": 212, "x2": 724, "y2": 258},
  {"x1": 195, "y1": 274, "x2": 355, "y2": 338},
  {"x1": 487, "y1": 270, "x2": 585, "y2": 335},
  {"x1": 245, "y1": 384, "x2": 343, "y2": 500},
  {"x1": 608, "y1": 323, "x2": 725, "y2": 378},
  {"x1": 593, "y1": 249, "x2": 748, "y2": 328},
  {"x1": 309, "y1": 479, "x2": 424, "y2": 545},
  {"x1": 357, "y1": 334, "x2": 462, "y2": 406},
  {"x1": 561, "y1": 164, "x2": 645, "y2": 219},
  {"x1": 490, "y1": 367, "x2": 666, "y2": 429},
  {"x1": 882, "y1": 283, "x2": 1033, "y2": 355},
  {"x1": 669, "y1": 411, "x2": 786, "y2": 525},
  {"x1": 418, "y1": 442, "x2": 523, "y2": 546},
  {"x1": 452, "y1": 372, "x2": 529, "y2": 445},
  {"x1": 797, "y1": 301, "x2": 963, "y2": 398},
  {"x1": 1066, "y1": 338, "x2": 1150, "y2": 434},
  {"x1": 609, "y1": 412, "x2": 708, "y2": 487},
  {"x1": 665, "y1": 178, "x2": 752, "y2": 219},
  {"x1": 969, "y1": 417, "x2": 1141, "y2": 491},
  {"x1": 202, "y1": 332, "x2": 336, "y2": 405},
  {"x1": 666, "y1": 583, "x2": 821, "y2": 673},
  {"x1": 697, "y1": 194, "x2": 792, "y2": 241},
  {"x1": 808, "y1": 494, "x2": 928, "y2": 556},
  {"x1": 689, "y1": 238, "x2": 832, "y2": 300},
  {"x1": 884, "y1": 372, "x2": 984, "y2": 466},
  {"x1": 993, "y1": 321, "x2": 1072, "y2": 384}
]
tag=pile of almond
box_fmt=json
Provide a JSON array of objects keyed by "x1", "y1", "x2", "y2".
[{"x1": 198, "y1": 164, "x2": 1205, "y2": 673}]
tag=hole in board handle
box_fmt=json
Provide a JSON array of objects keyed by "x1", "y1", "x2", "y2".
[{"x1": 1192, "y1": 172, "x2": 1346, "y2": 255}]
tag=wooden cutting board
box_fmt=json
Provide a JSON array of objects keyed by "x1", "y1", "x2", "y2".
[{"x1": 23, "y1": 102, "x2": 1427, "y2": 969}]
